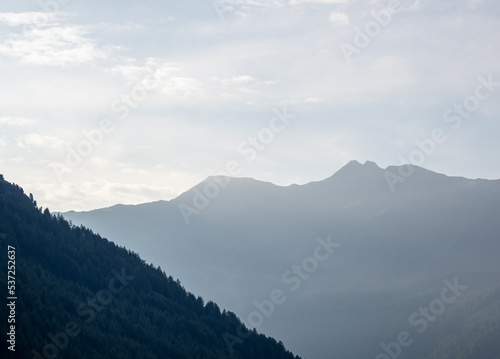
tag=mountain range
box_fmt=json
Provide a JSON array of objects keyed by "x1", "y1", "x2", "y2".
[{"x1": 63, "y1": 160, "x2": 500, "y2": 359}]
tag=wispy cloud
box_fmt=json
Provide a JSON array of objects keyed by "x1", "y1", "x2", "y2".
[
  {"x1": 17, "y1": 133, "x2": 69, "y2": 150},
  {"x1": 290, "y1": 0, "x2": 350, "y2": 4},
  {"x1": 111, "y1": 57, "x2": 205, "y2": 97},
  {"x1": 304, "y1": 97, "x2": 323, "y2": 103},
  {"x1": 0, "y1": 117, "x2": 37, "y2": 127},
  {"x1": 328, "y1": 11, "x2": 349, "y2": 25},
  {"x1": 0, "y1": 25, "x2": 107, "y2": 66},
  {"x1": 223, "y1": 75, "x2": 256, "y2": 84},
  {"x1": 0, "y1": 12, "x2": 59, "y2": 27},
  {"x1": 33, "y1": 180, "x2": 179, "y2": 212}
]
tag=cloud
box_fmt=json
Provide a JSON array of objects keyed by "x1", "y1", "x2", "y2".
[
  {"x1": 213, "y1": 0, "x2": 352, "y2": 16},
  {"x1": 111, "y1": 57, "x2": 205, "y2": 98},
  {"x1": 214, "y1": 0, "x2": 286, "y2": 10},
  {"x1": 0, "y1": 12, "x2": 59, "y2": 27},
  {"x1": 328, "y1": 11, "x2": 349, "y2": 25},
  {"x1": 304, "y1": 97, "x2": 323, "y2": 103},
  {"x1": 0, "y1": 25, "x2": 107, "y2": 66},
  {"x1": 223, "y1": 75, "x2": 256, "y2": 83},
  {"x1": 290, "y1": 0, "x2": 351, "y2": 5},
  {"x1": 0, "y1": 117, "x2": 37, "y2": 127},
  {"x1": 34, "y1": 180, "x2": 179, "y2": 212},
  {"x1": 237, "y1": 86, "x2": 258, "y2": 94},
  {"x1": 110, "y1": 58, "x2": 161, "y2": 82},
  {"x1": 17, "y1": 133, "x2": 68, "y2": 150}
]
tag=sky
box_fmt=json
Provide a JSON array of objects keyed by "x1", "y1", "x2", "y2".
[{"x1": 0, "y1": 0, "x2": 499, "y2": 212}]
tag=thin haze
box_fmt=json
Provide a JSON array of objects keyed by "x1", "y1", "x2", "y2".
[{"x1": 0, "y1": 0, "x2": 499, "y2": 211}]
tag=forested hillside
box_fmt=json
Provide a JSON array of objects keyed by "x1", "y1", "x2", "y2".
[{"x1": 0, "y1": 175, "x2": 300, "y2": 359}]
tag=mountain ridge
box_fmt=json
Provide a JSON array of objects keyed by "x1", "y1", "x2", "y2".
[
  {"x1": 61, "y1": 161, "x2": 500, "y2": 359},
  {"x1": 64, "y1": 161, "x2": 499, "y2": 214}
]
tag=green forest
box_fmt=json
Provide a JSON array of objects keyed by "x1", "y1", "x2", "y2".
[{"x1": 0, "y1": 175, "x2": 301, "y2": 359}]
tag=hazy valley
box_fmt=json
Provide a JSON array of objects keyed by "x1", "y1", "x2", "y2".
[{"x1": 63, "y1": 161, "x2": 500, "y2": 359}]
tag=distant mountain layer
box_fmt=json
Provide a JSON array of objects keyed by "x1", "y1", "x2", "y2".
[
  {"x1": 0, "y1": 176, "x2": 300, "y2": 359},
  {"x1": 63, "y1": 161, "x2": 500, "y2": 359}
]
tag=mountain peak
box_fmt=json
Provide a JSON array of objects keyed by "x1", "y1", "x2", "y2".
[
  {"x1": 340, "y1": 160, "x2": 381, "y2": 169},
  {"x1": 363, "y1": 160, "x2": 380, "y2": 168},
  {"x1": 335, "y1": 160, "x2": 382, "y2": 177},
  {"x1": 345, "y1": 159, "x2": 362, "y2": 167}
]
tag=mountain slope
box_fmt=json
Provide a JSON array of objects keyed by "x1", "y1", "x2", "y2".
[
  {"x1": 0, "y1": 175, "x2": 300, "y2": 359},
  {"x1": 62, "y1": 161, "x2": 500, "y2": 359}
]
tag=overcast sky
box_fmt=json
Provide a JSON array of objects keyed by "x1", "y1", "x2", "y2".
[{"x1": 0, "y1": 0, "x2": 499, "y2": 211}]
